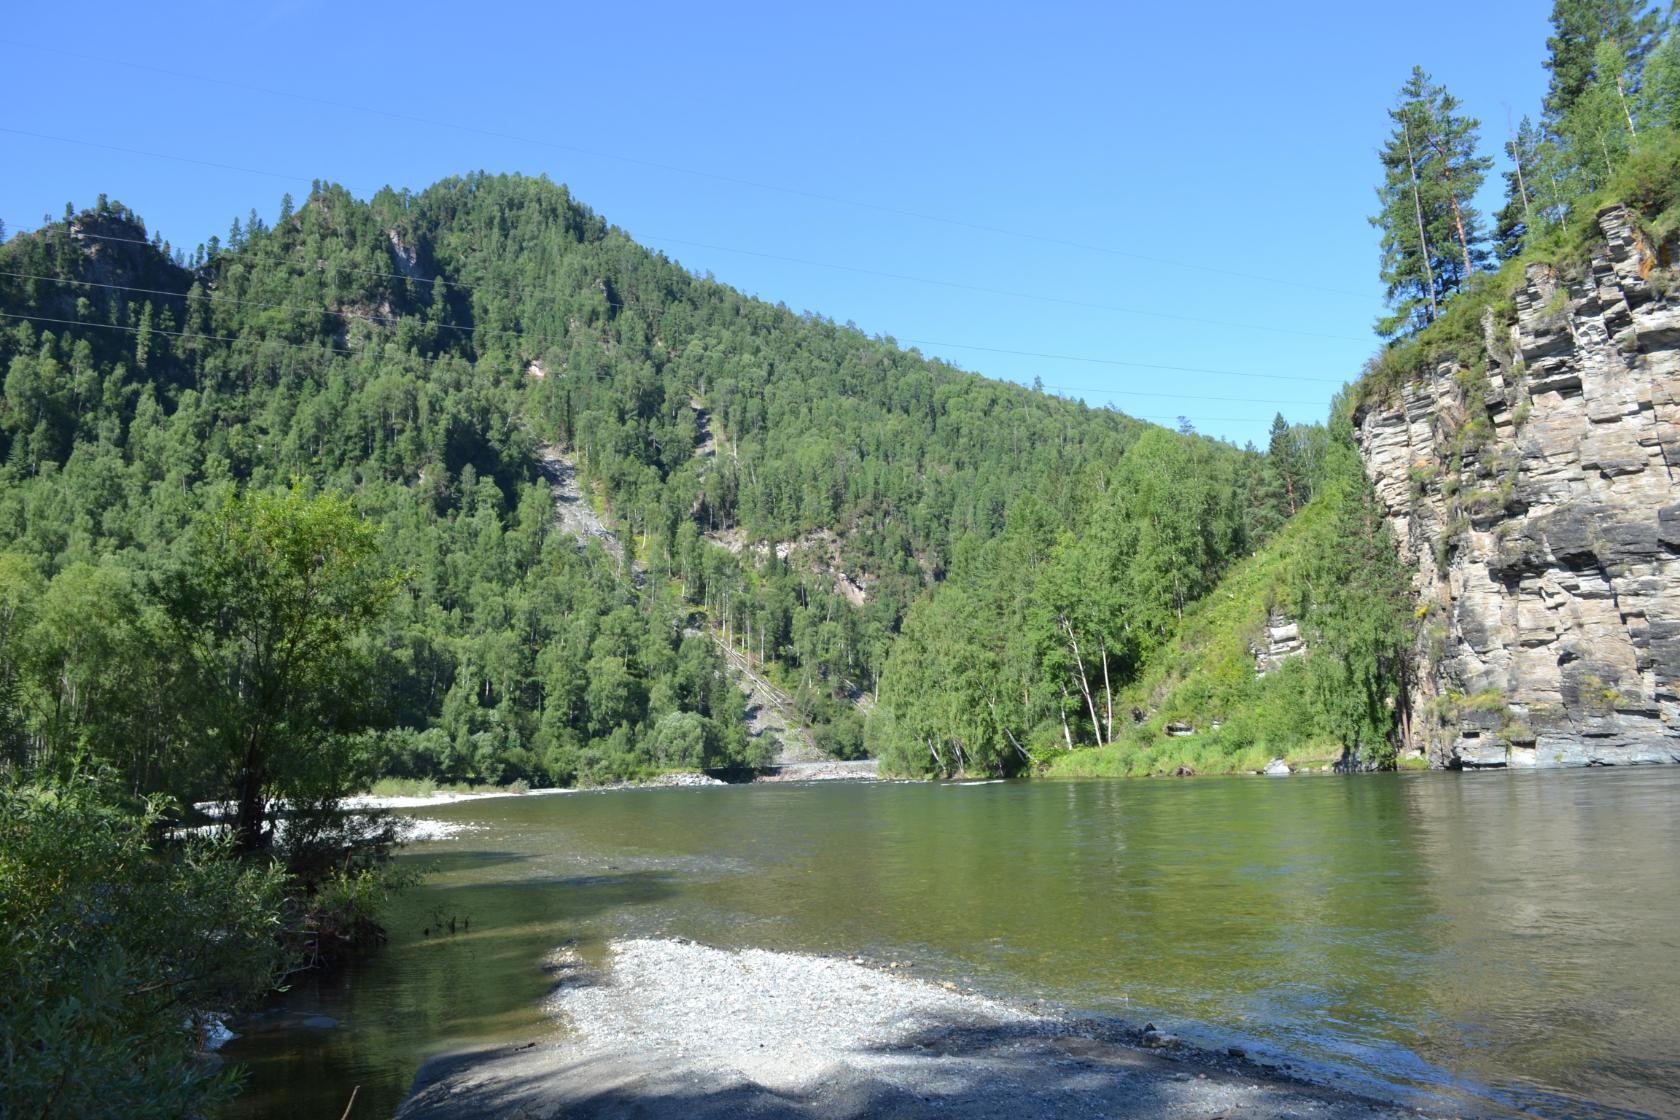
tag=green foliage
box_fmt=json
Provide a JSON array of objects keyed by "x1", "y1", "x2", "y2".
[
  {"x1": 158, "y1": 485, "x2": 403, "y2": 851},
  {"x1": 0, "y1": 178, "x2": 1150, "y2": 788},
  {"x1": 0, "y1": 779, "x2": 288, "y2": 1120},
  {"x1": 1542, "y1": 0, "x2": 1661, "y2": 125},
  {"x1": 876, "y1": 427, "x2": 1262, "y2": 776},
  {"x1": 1371, "y1": 67, "x2": 1493, "y2": 338},
  {"x1": 1353, "y1": 261, "x2": 1522, "y2": 409},
  {"x1": 1042, "y1": 414, "x2": 1413, "y2": 776}
]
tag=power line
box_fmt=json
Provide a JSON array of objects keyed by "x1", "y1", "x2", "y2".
[
  {"x1": 2, "y1": 269, "x2": 1324, "y2": 408},
  {"x1": 641, "y1": 235, "x2": 1367, "y2": 343},
  {"x1": 0, "y1": 126, "x2": 311, "y2": 186},
  {"x1": 0, "y1": 263, "x2": 1337, "y2": 397},
  {"x1": 0, "y1": 308, "x2": 1313, "y2": 426},
  {"x1": 4, "y1": 144, "x2": 1365, "y2": 346},
  {"x1": 0, "y1": 310, "x2": 467, "y2": 368},
  {"x1": 0, "y1": 38, "x2": 1370, "y2": 301},
  {"x1": 1039, "y1": 384, "x2": 1326, "y2": 408},
  {"x1": 3, "y1": 225, "x2": 1350, "y2": 387},
  {"x1": 0, "y1": 268, "x2": 534, "y2": 343},
  {"x1": 898, "y1": 338, "x2": 1343, "y2": 384}
]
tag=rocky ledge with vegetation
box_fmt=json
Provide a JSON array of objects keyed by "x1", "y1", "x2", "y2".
[{"x1": 1353, "y1": 144, "x2": 1680, "y2": 768}]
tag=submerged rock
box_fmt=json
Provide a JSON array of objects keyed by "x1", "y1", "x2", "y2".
[{"x1": 184, "y1": 1012, "x2": 237, "y2": 1051}]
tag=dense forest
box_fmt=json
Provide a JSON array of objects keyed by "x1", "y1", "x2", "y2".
[
  {"x1": 6, "y1": 2, "x2": 1679, "y2": 1116},
  {"x1": 0, "y1": 166, "x2": 1305, "y2": 795},
  {"x1": 7, "y1": 0, "x2": 1680, "y2": 798}
]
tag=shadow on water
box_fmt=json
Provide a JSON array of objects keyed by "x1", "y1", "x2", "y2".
[{"x1": 221, "y1": 863, "x2": 681, "y2": 1120}]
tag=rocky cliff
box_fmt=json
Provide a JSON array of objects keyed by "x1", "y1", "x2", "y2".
[{"x1": 1355, "y1": 205, "x2": 1680, "y2": 768}]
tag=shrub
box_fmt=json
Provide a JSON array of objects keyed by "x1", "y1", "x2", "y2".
[{"x1": 0, "y1": 778, "x2": 288, "y2": 1120}]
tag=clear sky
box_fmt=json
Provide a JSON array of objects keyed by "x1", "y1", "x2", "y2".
[{"x1": 1, "y1": 1, "x2": 1551, "y2": 446}]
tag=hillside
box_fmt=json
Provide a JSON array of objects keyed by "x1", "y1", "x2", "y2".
[{"x1": 0, "y1": 177, "x2": 1313, "y2": 792}]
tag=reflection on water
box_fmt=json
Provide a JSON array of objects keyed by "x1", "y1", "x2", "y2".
[{"x1": 223, "y1": 769, "x2": 1680, "y2": 1120}]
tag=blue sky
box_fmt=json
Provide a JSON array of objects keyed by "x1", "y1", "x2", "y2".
[{"x1": 1, "y1": 1, "x2": 1551, "y2": 445}]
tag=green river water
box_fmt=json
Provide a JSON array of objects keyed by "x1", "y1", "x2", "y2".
[{"x1": 222, "y1": 769, "x2": 1680, "y2": 1120}]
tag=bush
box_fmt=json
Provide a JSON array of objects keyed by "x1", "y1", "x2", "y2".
[{"x1": 0, "y1": 779, "x2": 288, "y2": 1120}]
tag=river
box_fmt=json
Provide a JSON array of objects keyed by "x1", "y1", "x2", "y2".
[{"x1": 221, "y1": 769, "x2": 1680, "y2": 1120}]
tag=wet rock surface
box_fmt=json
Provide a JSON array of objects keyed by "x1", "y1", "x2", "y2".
[{"x1": 1357, "y1": 205, "x2": 1680, "y2": 768}]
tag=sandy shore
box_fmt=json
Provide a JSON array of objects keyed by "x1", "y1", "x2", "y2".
[{"x1": 396, "y1": 938, "x2": 1441, "y2": 1119}]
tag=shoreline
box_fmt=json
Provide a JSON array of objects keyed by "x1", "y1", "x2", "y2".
[
  {"x1": 346, "y1": 756, "x2": 1669, "y2": 817},
  {"x1": 351, "y1": 760, "x2": 884, "y2": 812},
  {"x1": 395, "y1": 937, "x2": 1445, "y2": 1119}
]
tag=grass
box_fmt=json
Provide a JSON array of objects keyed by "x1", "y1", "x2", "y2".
[
  {"x1": 1042, "y1": 736, "x2": 1340, "y2": 779},
  {"x1": 1353, "y1": 132, "x2": 1680, "y2": 415},
  {"x1": 1038, "y1": 496, "x2": 1355, "y2": 779}
]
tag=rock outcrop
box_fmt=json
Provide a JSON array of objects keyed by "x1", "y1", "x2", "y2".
[
  {"x1": 1355, "y1": 205, "x2": 1680, "y2": 769},
  {"x1": 1251, "y1": 610, "x2": 1306, "y2": 677}
]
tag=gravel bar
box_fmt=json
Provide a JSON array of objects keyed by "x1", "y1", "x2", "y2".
[{"x1": 396, "y1": 938, "x2": 1445, "y2": 1119}]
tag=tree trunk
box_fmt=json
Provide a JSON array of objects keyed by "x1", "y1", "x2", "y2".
[
  {"x1": 1099, "y1": 637, "x2": 1113, "y2": 742},
  {"x1": 1059, "y1": 615, "x2": 1104, "y2": 746},
  {"x1": 234, "y1": 729, "x2": 267, "y2": 855},
  {"x1": 1059, "y1": 686, "x2": 1076, "y2": 750},
  {"x1": 1616, "y1": 75, "x2": 1637, "y2": 139},
  {"x1": 1513, "y1": 150, "x2": 1532, "y2": 228},
  {"x1": 1402, "y1": 121, "x2": 1440, "y2": 321},
  {"x1": 1427, "y1": 131, "x2": 1475, "y2": 279}
]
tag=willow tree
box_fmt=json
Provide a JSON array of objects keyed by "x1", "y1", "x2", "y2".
[{"x1": 160, "y1": 486, "x2": 403, "y2": 853}]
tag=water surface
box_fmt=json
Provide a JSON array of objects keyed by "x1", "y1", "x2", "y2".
[{"x1": 223, "y1": 769, "x2": 1680, "y2": 1119}]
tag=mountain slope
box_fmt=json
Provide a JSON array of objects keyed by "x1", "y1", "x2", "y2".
[{"x1": 1, "y1": 177, "x2": 1295, "y2": 789}]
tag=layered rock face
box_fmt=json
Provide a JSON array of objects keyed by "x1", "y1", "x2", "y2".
[{"x1": 1356, "y1": 206, "x2": 1680, "y2": 768}]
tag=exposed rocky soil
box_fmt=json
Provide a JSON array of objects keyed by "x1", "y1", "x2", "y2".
[
  {"x1": 755, "y1": 759, "x2": 880, "y2": 782},
  {"x1": 396, "y1": 938, "x2": 1436, "y2": 1120},
  {"x1": 1357, "y1": 204, "x2": 1680, "y2": 768},
  {"x1": 535, "y1": 443, "x2": 634, "y2": 579},
  {"x1": 539, "y1": 437, "x2": 837, "y2": 765},
  {"x1": 709, "y1": 633, "x2": 824, "y2": 763}
]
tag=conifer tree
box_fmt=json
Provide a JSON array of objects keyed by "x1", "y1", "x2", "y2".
[
  {"x1": 1372, "y1": 68, "x2": 1490, "y2": 337},
  {"x1": 1543, "y1": 0, "x2": 1660, "y2": 125}
]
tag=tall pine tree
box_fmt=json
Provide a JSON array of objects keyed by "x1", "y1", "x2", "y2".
[
  {"x1": 1543, "y1": 0, "x2": 1661, "y2": 124},
  {"x1": 1372, "y1": 68, "x2": 1491, "y2": 338}
]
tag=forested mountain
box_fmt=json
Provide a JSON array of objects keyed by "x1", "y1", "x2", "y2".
[{"x1": 1, "y1": 174, "x2": 1354, "y2": 796}]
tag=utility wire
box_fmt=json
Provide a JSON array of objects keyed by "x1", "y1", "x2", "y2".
[
  {"x1": 0, "y1": 308, "x2": 1317, "y2": 425},
  {"x1": 639, "y1": 234, "x2": 1367, "y2": 343},
  {"x1": 0, "y1": 125, "x2": 310, "y2": 185},
  {"x1": 18, "y1": 229, "x2": 1348, "y2": 384},
  {"x1": 4, "y1": 160, "x2": 1364, "y2": 344},
  {"x1": 898, "y1": 338, "x2": 1342, "y2": 384},
  {"x1": 1, "y1": 265, "x2": 1343, "y2": 394},
  {"x1": 0, "y1": 38, "x2": 1370, "y2": 301}
]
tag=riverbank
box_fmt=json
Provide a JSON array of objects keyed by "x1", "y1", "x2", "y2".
[
  {"x1": 350, "y1": 762, "x2": 882, "y2": 812},
  {"x1": 395, "y1": 938, "x2": 1439, "y2": 1119}
]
